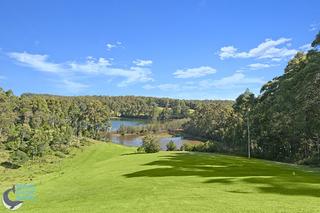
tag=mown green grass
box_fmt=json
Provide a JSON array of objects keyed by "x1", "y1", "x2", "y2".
[{"x1": 1, "y1": 142, "x2": 320, "y2": 213}]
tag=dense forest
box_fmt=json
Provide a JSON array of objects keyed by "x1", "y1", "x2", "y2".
[
  {"x1": 0, "y1": 88, "x2": 231, "y2": 165},
  {"x1": 0, "y1": 32, "x2": 319, "y2": 166},
  {"x1": 24, "y1": 94, "x2": 232, "y2": 120}
]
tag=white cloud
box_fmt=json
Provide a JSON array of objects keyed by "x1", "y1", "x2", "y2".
[
  {"x1": 174, "y1": 66, "x2": 216, "y2": 78},
  {"x1": 116, "y1": 66, "x2": 153, "y2": 87},
  {"x1": 143, "y1": 83, "x2": 197, "y2": 92},
  {"x1": 219, "y1": 46, "x2": 240, "y2": 59},
  {"x1": 69, "y1": 57, "x2": 112, "y2": 73},
  {"x1": 106, "y1": 44, "x2": 116, "y2": 51},
  {"x1": 200, "y1": 72, "x2": 264, "y2": 89},
  {"x1": 106, "y1": 41, "x2": 123, "y2": 51},
  {"x1": 0, "y1": 75, "x2": 6, "y2": 80},
  {"x1": 309, "y1": 23, "x2": 319, "y2": 32},
  {"x1": 133, "y1": 59, "x2": 153, "y2": 66},
  {"x1": 142, "y1": 84, "x2": 155, "y2": 90},
  {"x1": 142, "y1": 83, "x2": 178, "y2": 91},
  {"x1": 69, "y1": 58, "x2": 153, "y2": 87},
  {"x1": 299, "y1": 43, "x2": 312, "y2": 52},
  {"x1": 219, "y1": 38, "x2": 298, "y2": 60},
  {"x1": 247, "y1": 63, "x2": 271, "y2": 70},
  {"x1": 8, "y1": 51, "x2": 153, "y2": 87},
  {"x1": 271, "y1": 58, "x2": 282, "y2": 62},
  {"x1": 158, "y1": 84, "x2": 179, "y2": 90},
  {"x1": 8, "y1": 52, "x2": 64, "y2": 73}
]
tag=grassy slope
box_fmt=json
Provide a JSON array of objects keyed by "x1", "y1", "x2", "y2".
[{"x1": 1, "y1": 142, "x2": 320, "y2": 213}]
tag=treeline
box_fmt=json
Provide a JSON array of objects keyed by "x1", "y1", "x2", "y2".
[
  {"x1": 183, "y1": 32, "x2": 320, "y2": 165},
  {"x1": 25, "y1": 94, "x2": 233, "y2": 120}
]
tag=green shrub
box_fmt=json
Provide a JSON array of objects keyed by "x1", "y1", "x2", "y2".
[
  {"x1": 180, "y1": 141, "x2": 217, "y2": 152},
  {"x1": 10, "y1": 150, "x2": 29, "y2": 166},
  {"x1": 137, "y1": 146, "x2": 144, "y2": 153},
  {"x1": 140, "y1": 135, "x2": 160, "y2": 153},
  {"x1": 300, "y1": 155, "x2": 320, "y2": 166},
  {"x1": 166, "y1": 140, "x2": 177, "y2": 151},
  {"x1": 180, "y1": 143, "x2": 193, "y2": 151},
  {"x1": 55, "y1": 151, "x2": 66, "y2": 158}
]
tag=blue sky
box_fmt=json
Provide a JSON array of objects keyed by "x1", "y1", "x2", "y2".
[{"x1": 0, "y1": 0, "x2": 319, "y2": 100}]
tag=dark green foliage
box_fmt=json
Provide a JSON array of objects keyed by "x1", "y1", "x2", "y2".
[
  {"x1": 183, "y1": 103, "x2": 235, "y2": 143},
  {"x1": 54, "y1": 151, "x2": 66, "y2": 158},
  {"x1": 311, "y1": 31, "x2": 320, "y2": 47},
  {"x1": 181, "y1": 141, "x2": 217, "y2": 152},
  {"x1": 140, "y1": 135, "x2": 160, "y2": 153},
  {"x1": 166, "y1": 140, "x2": 176, "y2": 151},
  {"x1": 0, "y1": 89, "x2": 111, "y2": 164},
  {"x1": 10, "y1": 150, "x2": 29, "y2": 166},
  {"x1": 250, "y1": 48, "x2": 320, "y2": 162}
]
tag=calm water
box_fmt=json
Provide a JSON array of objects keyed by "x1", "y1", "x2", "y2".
[
  {"x1": 110, "y1": 134, "x2": 201, "y2": 150},
  {"x1": 109, "y1": 118, "x2": 201, "y2": 150},
  {"x1": 110, "y1": 118, "x2": 148, "y2": 131}
]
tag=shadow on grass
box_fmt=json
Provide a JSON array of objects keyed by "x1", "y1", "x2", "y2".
[
  {"x1": 121, "y1": 152, "x2": 145, "y2": 156},
  {"x1": 0, "y1": 161, "x2": 20, "y2": 169},
  {"x1": 123, "y1": 152, "x2": 320, "y2": 197}
]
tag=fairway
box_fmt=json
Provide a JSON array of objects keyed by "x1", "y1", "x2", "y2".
[{"x1": 2, "y1": 142, "x2": 320, "y2": 213}]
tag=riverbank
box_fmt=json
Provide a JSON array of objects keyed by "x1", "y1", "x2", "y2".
[{"x1": 108, "y1": 132, "x2": 202, "y2": 150}]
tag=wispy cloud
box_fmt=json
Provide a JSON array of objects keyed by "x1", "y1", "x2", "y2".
[
  {"x1": 106, "y1": 41, "x2": 123, "y2": 51},
  {"x1": 173, "y1": 66, "x2": 216, "y2": 78},
  {"x1": 8, "y1": 52, "x2": 64, "y2": 73},
  {"x1": 133, "y1": 59, "x2": 153, "y2": 66},
  {"x1": 58, "y1": 79, "x2": 89, "y2": 93},
  {"x1": 247, "y1": 63, "x2": 272, "y2": 70},
  {"x1": 0, "y1": 75, "x2": 6, "y2": 80},
  {"x1": 219, "y1": 38, "x2": 297, "y2": 60},
  {"x1": 144, "y1": 72, "x2": 263, "y2": 92},
  {"x1": 309, "y1": 23, "x2": 319, "y2": 32},
  {"x1": 299, "y1": 43, "x2": 312, "y2": 52},
  {"x1": 143, "y1": 83, "x2": 178, "y2": 91},
  {"x1": 199, "y1": 72, "x2": 264, "y2": 89},
  {"x1": 8, "y1": 51, "x2": 153, "y2": 88},
  {"x1": 143, "y1": 82, "x2": 197, "y2": 91}
]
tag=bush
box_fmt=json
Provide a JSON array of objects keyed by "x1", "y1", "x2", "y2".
[
  {"x1": 180, "y1": 141, "x2": 217, "y2": 152},
  {"x1": 166, "y1": 140, "x2": 177, "y2": 151},
  {"x1": 137, "y1": 146, "x2": 144, "y2": 153},
  {"x1": 10, "y1": 150, "x2": 29, "y2": 166},
  {"x1": 55, "y1": 151, "x2": 66, "y2": 158},
  {"x1": 140, "y1": 135, "x2": 160, "y2": 153},
  {"x1": 300, "y1": 155, "x2": 320, "y2": 166},
  {"x1": 180, "y1": 143, "x2": 194, "y2": 151}
]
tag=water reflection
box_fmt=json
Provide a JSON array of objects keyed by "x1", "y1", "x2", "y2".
[
  {"x1": 110, "y1": 119, "x2": 148, "y2": 131},
  {"x1": 109, "y1": 134, "x2": 201, "y2": 150}
]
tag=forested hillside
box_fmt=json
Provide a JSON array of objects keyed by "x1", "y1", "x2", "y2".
[
  {"x1": 0, "y1": 93, "x2": 110, "y2": 165},
  {"x1": 183, "y1": 32, "x2": 320, "y2": 164},
  {"x1": 0, "y1": 90, "x2": 231, "y2": 166}
]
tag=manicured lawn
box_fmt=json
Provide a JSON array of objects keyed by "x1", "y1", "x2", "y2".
[{"x1": 1, "y1": 142, "x2": 320, "y2": 212}]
